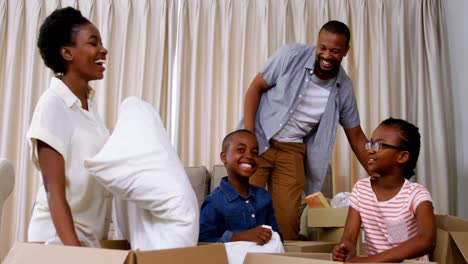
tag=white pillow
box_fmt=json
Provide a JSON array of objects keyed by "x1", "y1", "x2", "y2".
[{"x1": 84, "y1": 97, "x2": 199, "y2": 250}]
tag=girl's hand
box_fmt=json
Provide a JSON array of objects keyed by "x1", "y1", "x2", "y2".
[{"x1": 332, "y1": 242, "x2": 356, "y2": 261}]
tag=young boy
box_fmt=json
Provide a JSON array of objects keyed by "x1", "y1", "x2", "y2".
[{"x1": 198, "y1": 129, "x2": 282, "y2": 244}]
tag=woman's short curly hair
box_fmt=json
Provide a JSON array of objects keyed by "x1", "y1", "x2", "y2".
[{"x1": 37, "y1": 7, "x2": 91, "y2": 74}]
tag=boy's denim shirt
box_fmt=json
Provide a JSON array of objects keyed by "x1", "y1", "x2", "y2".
[{"x1": 198, "y1": 177, "x2": 282, "y2": 242}]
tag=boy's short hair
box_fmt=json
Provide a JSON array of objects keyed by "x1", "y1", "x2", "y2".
[{"x1": 222, "y1": 129, "x2": 257, "y2": 152}]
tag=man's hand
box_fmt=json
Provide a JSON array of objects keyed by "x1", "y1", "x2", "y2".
[{"x1": 231, "y1": 226, "x2": 272, "y2": 245}]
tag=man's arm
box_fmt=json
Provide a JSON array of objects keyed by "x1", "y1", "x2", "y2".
[
  {"x1": 343, "y1": 125, "x2": 369, "y2": 174},
  {"x1": 243, "y1": 73, "x2": 271, "y2": 132}
]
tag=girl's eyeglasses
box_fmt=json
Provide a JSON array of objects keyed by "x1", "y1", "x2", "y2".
[{"x1": 365, "y1": 140, "x2": 406, "y2": 152}]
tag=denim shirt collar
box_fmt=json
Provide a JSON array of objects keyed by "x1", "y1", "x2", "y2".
[
  {"x1": 219, "y1": 177, "x2": 257, "y2": 202},
  {"x1": 303, "y1": 46, "x2": 344, "y2": 88}
]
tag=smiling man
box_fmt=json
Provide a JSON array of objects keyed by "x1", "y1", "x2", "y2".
[{"x1": 241, "y1": 20, "x2": 369, "y2": 240}]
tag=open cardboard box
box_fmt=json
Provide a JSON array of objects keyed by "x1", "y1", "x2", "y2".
[
  {"x1": 8, "y1": 213, "x2": 468, "y2": 264},
  {"x1": 4, "y1": 240, "x2": 440, "y2": 264},
  {"x1": 432, "y1": 214, "x2": 468, "y2": 264},
  {"x1": 306, "y1": 207, "x2": 366, "y2": 256},
  {"x1": 244, "y1": 252, "x2": 436, "y2": 264},
  {"x1": 3, "y1": 242, "x2": 228, "y2": 264},
  {"x1": 307, "y1": 207, "x2": 349, "y2": 228}
]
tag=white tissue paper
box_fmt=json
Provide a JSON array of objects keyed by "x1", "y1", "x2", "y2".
[
  {"x1": 224, "y1": 225, "x2": 284, "y2": 264},
  {"x1": 330, "y1": 192, "x2": 351, "y2": 208}
]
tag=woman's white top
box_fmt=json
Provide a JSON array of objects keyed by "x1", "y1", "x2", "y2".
[{"x1": 27, "y1": 77, "x2": 112, "y2": 247}]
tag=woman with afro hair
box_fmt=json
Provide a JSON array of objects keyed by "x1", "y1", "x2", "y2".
[{"x1": 27, "y1": 7, "x2": 111, "y2": 247}]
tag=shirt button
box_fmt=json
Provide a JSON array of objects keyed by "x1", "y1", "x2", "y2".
[
  {"x1": 289, "y1": 110, "x2": 293, "y2": 113},
  {"x1": 279, "y1": 123, "x2": 282, "y2": 127},
  {"x1": 299, "y1": 95, "x2": 302, "y2": 98},
  {"x1": 265, "y1": 147, "x2": 268, "y2": 150},
  {"x1": 251, "y1": 214, "x2": 255, "y2": 218},
  {"x1": 309, "y1": 70, "x2": 313, "y2": 75},
  {"x1": 246, "y1": 200, "x2": 249, "y2": 204},
  {"x1": 305, "y1": 78, "x2": 309, "y2": 82}
]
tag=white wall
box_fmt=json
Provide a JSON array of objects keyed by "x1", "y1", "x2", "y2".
[{"x1": 443, "y1": 0, "x2": 468, "y2": 219}]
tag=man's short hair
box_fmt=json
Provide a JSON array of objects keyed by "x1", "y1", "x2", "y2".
[{"x1": 320, "y1": 20, "x2": 351, "y2": 47}]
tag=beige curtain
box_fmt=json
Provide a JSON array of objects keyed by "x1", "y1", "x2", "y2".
[{"x1": 0, "y1": 0, "x2": 455, "y2": 258}]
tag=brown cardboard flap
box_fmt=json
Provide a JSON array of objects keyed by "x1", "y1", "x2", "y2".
[
  {"x1": 307, "y1": 208, "x2": 349, "y2": 227},
  {"x1": 133, "y1": 243, "x2": 228, "y2": 264},
  {"x1": 3, "y1": 242, "x2": 130, "y2": 264},
  {"x1": 101, "y1": 240, "x2": 131, "y2": 250},
  {"x1": 244, "y1": 252, "x2": 337, "y2": 264},
  {"x1": 433, "y1": 228, "x2": 467, "y2": 264},
  {"x1": 283, "y1": 241, "x2": 337, "y2": 253},
  {"x1": 451, "y1": 231, "x2": 468, "y2": 261},
  {"x1": 318, "y1": 227, "x2": 344, "y2": 241},
  {"x1": 269, "y1": 252, "x2": 333, "y2": 259},
  {"x1": 435, "y1": 215, "x2": 468, "y2": 231}
]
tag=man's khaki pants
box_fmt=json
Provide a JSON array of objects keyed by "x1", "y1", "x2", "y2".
[{"x1": 249, "y1": 140, "x2": 306, "y2": 240}]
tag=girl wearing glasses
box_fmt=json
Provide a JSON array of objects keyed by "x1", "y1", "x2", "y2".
[{"x1": 332, "y1": 118, "x2": 435, "y2": 262}]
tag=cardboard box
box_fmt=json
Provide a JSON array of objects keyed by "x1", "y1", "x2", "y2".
[
  {"x1": 244, "y1": 252, "x2": 336, "y2": 264},
  {"x1": 244, "y1": 252, "x2": 436, "y2": 264},
  {"x1": 432, "y1": 215, "x2": 468, "y2": 264},
  {"x1": 131, "y1": 243, "x2": 227, "y2": 264},
  {"x1": 3, "y1": 242, "x2": 228, "y2": 264},
  {"x1": 100, "y1": 240, "x2": 131, "y2": 250},
  {"x1": 283, "y1": 240, "x2": 337, "y2": 253},
  {"x1": 307, "y1": 207, "x2": 349, "y2": 227},
  {"x1": 2, "y1": 243, "x2": 131, "y2": 264},
  {"x1": 318, "y1": 227, "x2": 344, "y2": 242}
]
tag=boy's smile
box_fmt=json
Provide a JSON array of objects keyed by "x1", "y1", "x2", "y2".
[{"x1": 221, "y1": 132, "x2": 259, "y2": 179}]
